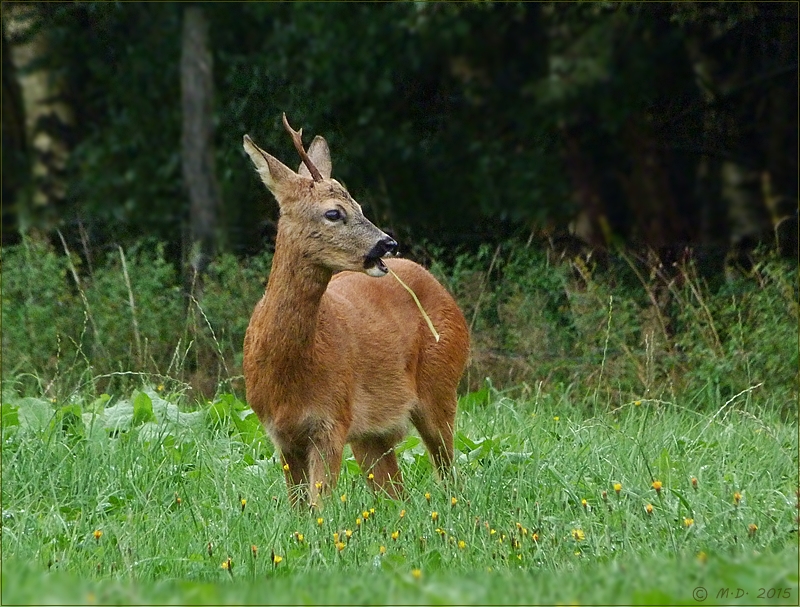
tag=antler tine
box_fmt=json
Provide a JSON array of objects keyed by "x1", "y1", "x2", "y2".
[{"x1": 282, "y1": 112, "x2": 324, "y2": 182}]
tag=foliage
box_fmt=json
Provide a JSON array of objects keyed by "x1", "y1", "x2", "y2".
[{"x1": 1, "y1": 378, "x2": 796, "y2": 604}]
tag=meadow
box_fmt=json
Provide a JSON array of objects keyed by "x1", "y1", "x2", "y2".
[{"x1": 1, "y1": 237, "x2": 797, "y2": 604}]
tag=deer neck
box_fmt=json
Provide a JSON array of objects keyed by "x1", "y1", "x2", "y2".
[{"x1": 261, "y1": 232, "x2": 332, "y2": 365}]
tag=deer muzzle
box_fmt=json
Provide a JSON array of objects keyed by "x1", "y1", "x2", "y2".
[{"x1": 364, "y1": 236, "x2": 398, "y2": 277}]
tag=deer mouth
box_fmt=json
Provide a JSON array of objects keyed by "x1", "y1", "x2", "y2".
[{"x1": 363, "y1": 255, "x2": 389, "y2": 277}]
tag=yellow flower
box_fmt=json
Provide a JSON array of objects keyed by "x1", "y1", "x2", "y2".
[
  {"x1": 571, "y1": 529, "x2": 585, "y2": 542},
  {"x1": 748, "y1": 523, "x2": 758, "y2": 537},
  {"x1": 634, "y1": 400, "x2": 642, "y2": 406},
  {"x1": 370, "y1": 508, "x2": 375, "y2": 514},
  {"x1": 424, "y1": 492, "x2": 431, "y2": 502},
  {"x1": 391, "y1": 530, "x2": 400, "y2": 541},
  {"x1": 368, "y1": 473, "x2": 374, "y2": 481},
  {"x1": 345, "y1": 529, "x2": 353, "y2": 539},
  {"x1": 340, "y1": 494, "x2": 347, "y2": 503},
  {"x1": 379, "y1": 545, "x2": 386, "y2": 554},
  {"x1": 431, "y1": 511, "x2": 439, "y2": 521},
  {"x1": 691, "y1": 477, "x2": 698, "y2": 489},
  {"x1": 362, "y1": 510, "x2": 370, "y2": 520},
  {"x1": 336, "y1": 541, "x2": 346, "y2": 551},
  {"x1": 315, "y1": 481, "x2": 323, "y2": 490},
  {"x1": 411, "y1": 568, "x2": 422, "y2": 580},
  {"x1": 450, "y1": 497, "x2": 458, "y2": 507},
  {"x1": 251, "y1": 545, "x2": 258, "y2": 558},
  {"x1": 651, "y1": 480, "x2": 662, "y2": 494},
  {"x1": 613, "y1": 482, "x2": 622, "y2": 495},
  {"x1": 697, "y1": 551, "x2": 708, "y2": 564},
  {"x1": 733, "y1": 491, "x2": 742, "y2": 506},
  {"x1": 399, "y1": 509, "x2": 406, "y2": 518},
  {"x1": 435, "y1": 527, "x2": 445, "y2": 536},
  {"x1": 294, "y1": 532, "x2": 304, "y2": 542},
  {"x1": 645, "y1": 503, "x2": 654, "y2": 515},
  {"x1": 581, "y1": 498, "x2": 588, "y2": 509},
  {"x1": 157, "y1": 384, "x2": 165, "y2": 392},
  {"x1": 553, "y1": 416, "x2": 560, "y2": 421},
  {"x1": 93, "y1": 529, "x2": 103, "y2": 541},
  {"x1": 282, "y1": 463, "x2": 289, "y2": 472},
  {"x1": 240, "y1": 497, "x2": 247, "y2": 511},
  {"x1": 272, "y1": 554, "x2": 283, "y2": 565},
  {"x1": 458, "y1": 540, "x2": 466, "y2": 549},
  {"x1": 683, "y1": 517, "x2": 694, "y2": 527},
  {"x1": 221, "y1": 558, "x2": 232, "y2": 570},
  {"x1": 333, "y1": 532, "x2": 339, "y2": 543},
  {"x1": 356, "y1": 517, "x2": 362, "y2": 527},
  {"x1": 490, "y1": 528, "x2": 496, "y2": 535},
  {"x1": 532, "y1": 532, "x2": 540, "y2": 542},
  {"x1": 317, "y1": 517, "x2": 324, "y2": 526}
]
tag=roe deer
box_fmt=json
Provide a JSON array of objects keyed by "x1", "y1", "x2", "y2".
[{"x1": 242, "y1": 114, "x2": 469, "y2": 506}]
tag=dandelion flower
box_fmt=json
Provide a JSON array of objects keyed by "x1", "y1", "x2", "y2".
[
  {"x1": 368, "y1": 473, "x2": 374, "y2": 481},
  {"x1": 697, "y1": 551, "x2": 708, "y2": 564},
  {"x1": 613, "y1": 482, "x2": 622, "y2": 495},
  {"x1": 458, "y1": 540, "x2": 466, "y2": 549},
  {"x1": 634, "y1": 400, "x2": 642, "y2": 406},
  {"x1": 645, "y1": 503, "x2": 654, "y2": 515},
  {"x1": 391, "y1": 530, "x2": 399, "y2": 541},
  {"x1": 379, "y1": 545, "x2": 386, "y2": 554},
  {"x1": 251, "y1": 545, "x2": 258, "y2": 558},
  {"x1": 532, "y1": 532, "x2": 540, "y2": 542},
  {"x1": 157, "y1": 384, "x2": 165, "y2": 392},
  {"x1": 333, "y1": 532, "x2": 339, "y2": 543},
  {"x1": 282, "y1": 463, "x2": 289, "y2": 472},
  {"x1": 272, "y1": 554, "x2": 283, "y2": 565},
  {"x1": 651, "y1": 480, "x2": 662, "y2": 494},
  {"x1": 345, "y1": 529, "x2": 353, "y2": 539},
  {"x1": 450, "y1": 497, "x2": 458, "y2": 507},
  {"x1": 424, "y1": 492, "x2": 431, "y2": 502},
  {"x1": 336, "y1": 541, "x2": 346, "y2": 551},
  {"x1": 733, "y1": 491, "x2": 742, "y2": 506},
  {"x1": 221, "y1": 558, "x2": 232, "y2": 570},
  {"x1": 691, "y1": 477, "x2": 698, "y2": 489},
  {"x1": 362, "y1": 511, "x2": 370, "y2": 520},
  {"x1": 490, "y1": 528, "x2": 496, "y2": 536},
  {"x1": 317, "y1": 517, "x2": 324, "y2": 526},
  {"x1": 356, "y1": 517, "x2": 362, "y2": 527},
  {"x1": 294, "y1": 532, "x2": 304, "y2": 542},
  {"x1": 571, "y1": 529, "x2": 585, "y2": 542},
  {"x1": 340, "y1": 494, "x2": 347, "y2": 503},
  {"x1": 581, "y1": 498, "x2": 588, "y2": 509},
  {"x1": 400, "y1": 509, "x2": 406, "y2": 518},
  {"x1": 315, "y1": 482, "x2": 323, "y2": 490},
  {"x1": 553, "y1": 416, "x2": 560, "y2": 421},
  {"x1": 683, "y1": 517, "x2": 694, "y2": 527},
  {"x1": 370, "y1": 508, "x2": 375, "y2": 515},
  {"x1": 240, "y1": 497, "x2": 247, "y2": 511},
  {"x1": 431, "y1": 511, "x2": 439, "y2": 521},
  {"x1": 411, "y1": 568, "x2": 422, "y2": 580},
  {"x1": 93, "y1": 529, "x2": 103, "y2": 541},
  {"x1": 748, "y1": 523, "x2": 758, "y2": 537}
]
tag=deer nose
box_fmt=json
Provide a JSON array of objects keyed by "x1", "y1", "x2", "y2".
[{"x1": 379, "y1": 236, "x2": 398, "y2": 256}]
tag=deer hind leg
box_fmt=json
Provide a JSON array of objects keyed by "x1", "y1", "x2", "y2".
[
  {"x1": 411, "y1": 391, "x2": 457, "y2": 482},
  {"x1": 351, "y1": 436, "x2": 405, "y2": 499}
]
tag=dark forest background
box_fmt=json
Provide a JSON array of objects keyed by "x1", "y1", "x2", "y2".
[{"x1": 3, "y1": 2, "x2": 797, "y2": 277}]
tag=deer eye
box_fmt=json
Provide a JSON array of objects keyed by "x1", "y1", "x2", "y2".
[{"x1": 324, "y1": 209, "x2": 343, "y2": 222}]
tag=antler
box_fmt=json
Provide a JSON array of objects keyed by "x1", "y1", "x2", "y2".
[{"x1": 282, "y1": 112, "x2": 323, "y2": 182}]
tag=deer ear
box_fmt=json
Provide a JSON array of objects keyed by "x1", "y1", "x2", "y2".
[
  {"x1": 243, "y1": 134, "x2": 297, "y2": 195},
  {"x1": 298, "y1": 136, "x2": 332, "y2": 180}
]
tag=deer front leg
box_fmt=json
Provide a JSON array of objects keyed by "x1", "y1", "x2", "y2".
[
  {"x1": 280, "y1": 450, "x2": 309, "y2": 507},
  {"x1": 307, "y1": 432, "x2": 346, "y2": 508}
]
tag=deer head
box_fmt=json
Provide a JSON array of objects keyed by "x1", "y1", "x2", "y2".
[{"x1": 243, "y1": 114, "x2": 396, "y2": 277}]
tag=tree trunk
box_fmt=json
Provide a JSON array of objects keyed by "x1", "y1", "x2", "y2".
[
  {"x1": 2, "y1": 22, "x2": 27, "y2": 245},
  {"x1": 180, "y1": 4, "x2": 221, "y2": 289}
]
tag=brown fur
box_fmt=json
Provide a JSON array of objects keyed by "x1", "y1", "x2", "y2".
[{"x1": 242, "y1": 125, "x2": 469, "y2": 506}]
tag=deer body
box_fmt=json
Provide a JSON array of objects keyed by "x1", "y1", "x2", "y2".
[{"x1": 242, "y1": 117, "x2": 469, "y2": 505}]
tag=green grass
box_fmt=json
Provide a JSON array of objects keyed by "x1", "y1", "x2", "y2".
[{"x1": 2, "y1": 381, "x2": 797, "y2": 604}]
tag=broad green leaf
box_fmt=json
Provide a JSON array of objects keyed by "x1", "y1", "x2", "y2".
[
  {"x1": 133, "y1": 391, "x2": 155, "y2": 426},
  {"x1": 17, "y1": 397, "x2": 54, "y2": 433}
]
